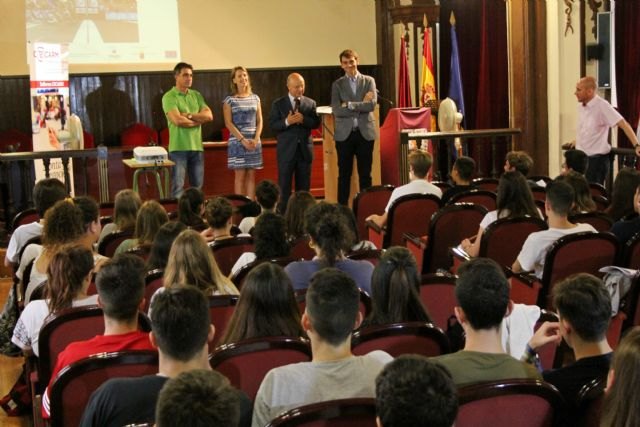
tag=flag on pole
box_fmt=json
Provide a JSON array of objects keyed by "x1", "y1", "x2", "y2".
[
  {"x1": 397, "y1": 34, "x2": 412, "y2": 108},
  {"x1": 448, "y1": 11, "x2": 466, "y2": 130},
  {"x1": 420, "y1": 15, "x2": 437, "y2": 108}
]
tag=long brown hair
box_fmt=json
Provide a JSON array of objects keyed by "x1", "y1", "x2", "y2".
[
  {"x1": 45, "y1": 244, "x2": 94, "y2": 313},
  {"x1": 113, "y1": 189, "x2": 142, "y2": 230},
  {"x1": 229, "y1": 66, "x2": 252, "y2": 94},
  {"x1": 134, "y1": 200, "x2": 169, "y2": 245},
  {"x1": 496, "y1": 171, "x2": 539, "y2": 219}
]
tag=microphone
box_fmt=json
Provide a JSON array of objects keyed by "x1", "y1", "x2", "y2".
[
  {"x1": 376, "y1": 89, "x2": 394, "y2": 106},
  {"x1": 294, "y1": 97, "x2": 301, "y2": 113}
]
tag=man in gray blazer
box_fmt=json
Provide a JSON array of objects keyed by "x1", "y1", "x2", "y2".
[{"x1": 331, "y1": 49, "x2": 378, "y2": 205}]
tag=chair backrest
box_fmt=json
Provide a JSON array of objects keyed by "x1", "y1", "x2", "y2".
[
  {"x1": 592, "y1": 195, "x2": 610, "y2": 211},
  {"x1": 541, "y1": 232, "x2": 619, "y2": 309},
  {"x1": 143, "y1": 269, "x2": 164, "y2": 313},
  {"x1": 97, "y1": 229, "x2": 134, "y2": 257},
  {"x1": 576, "y1": 377, "x2": 606, "y2": 427},
  {"x1": 346, "y1": 249, "x2": 384, "y2": 267},
  {"x1": 384, "y1": 194, "x2": 442, "y2": 248},
  {"x1": 351, "y1": 322, "x2": 450, "y2": 358},
  {"x1": 352, "y1": 185, "x2": 394, "y2": 240},
  {"x1": 11, "y1": 208, "x2": 38, "y2": 232},
  {"x1": 98, "y1": 201, "x2": 115, "y2": 217},
  {"x1": 125, "y1": 244, "x2": 152, "y2": 261},
  {"x1": 589, "y1": 182, "x2": 609, "y2": 199},
  {"x1": 209, "y1": 337, "x2": 312, "y2": 401},
  {"x1": 568, "y1": 212, "x2": 613, "y2": 232},
  {"x1": 231, "y1": 257, "x2": 298, "y2": 289},
  {"x1": 210, "y1": 236, "x2": 255, "y2": 276},
  {"x1": 38, "y1": 306, "x2": 152, "y2": 392},
  {"x1": 423, "y1": 203, "x2": 488, "y2": 273},
  {"x1": 623, "y1": 231, "x2": 640, "y2": 269},
  {"x1": 265, "y1": 398, "x2": 377, "y2": 427},
  {"x1": 481, "y1": 216, "x2": 548, "y2": 269},
  {"x1": 530, "y1": 186, "x2": 547, "y2": 202},
  {"x1": 120, "y1": 122, "x2": 157, "y2": 147},
  {"x1": 448, "y1": 189, "x2": 497, "y2": 211},
  {"x1": 472, "y1": 177, "x2": 499, "y2": 192},
  {"x1": 294, "y1": 289, "x2": 372, "y2": 320},
  {"x1": 456, "y1": 379, "x2": 566, "y2": 427},
  {"x1": 48, "y1": 351, "x2": 158, "y2": 427},
  {"x1": 432, "y1": 181, "x2": 453, "y2": 193},
  {"x1": 289, "y1": 235, "x2": 316, "y2": 260},
  {"x1": 221, "y1": 194, "x2": 253, "y2": 226},
  {"x1": 419, "y1": 273, "x2": 457, "y2": 331},
  {"x1": 158, "y1": 198, "x2": 179, "y2": 216},
  {"x1": 16, "y1": 235, "x2": 42, "y2": 272},
  {"x1": 209, "y1": 294, "x2": 239, "y2": 350}
]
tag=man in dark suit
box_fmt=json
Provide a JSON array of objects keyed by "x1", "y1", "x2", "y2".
[
  {"x1": 269, "y1": 73, "x2": 320, "y2": 212},
  {"x1": 331, "y1": 49, "x2": 378, "y2": 205}
]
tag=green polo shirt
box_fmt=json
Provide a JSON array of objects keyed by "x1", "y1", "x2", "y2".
[{"x1": 162, "y1": 87, "x2": 208, "y2": 152}]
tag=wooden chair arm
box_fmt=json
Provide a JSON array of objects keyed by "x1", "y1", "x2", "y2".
[
  {"x1": 403, "y1": 232, "x2": 427, "y2": 249},
  {"x1": 365, "y1": 219, "x2": 384, "y2": 234}
]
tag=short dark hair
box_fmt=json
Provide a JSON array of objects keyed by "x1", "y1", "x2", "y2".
[
  {"x1": 306, "y1": 268, "x2": 359, "y2": 346},
  {"x1": 546, "y1": 179, "x2": 575, "y2": 216},
  {"x1": 73, "y1": 196, "x2": 99, "y2": 231},
  {"x1": 456, "y1": 258, "x2": 510, "y2": 330},
  {"x1": 178, "y1": 187, "x2": 205, "y2": 228},
  {"x1": 339, "y1": 49, "x2": 358, "y2": 61},
  {"x1": 33, "y1": 178, "x2": 67, "y2": 218},
  {"x1": 255, "y1": 180, "x2": 280, "y2": 210},
  {"x1": 553, "y1": 273, "x2": 611, "y2": 342},
  {"x1": 409, "y1": 151, "x2": 432, "y2": 179},
  {"x1": 173, "y1": 62, "x2": 193, "y2": 76},
  {"x1": 454, "y1": 156, "x2": 476, "y2": 181},
  {"x1": 564, "y1": 150, "x2": 589, "y2": 175},
  {"x1": 376, "y1": 355, "x2": 458, "y2": 427},
  {"x1": 155, "y1": 369, "x2": 240, "y2": 427},
  {"x1": 506, "y1": 151, "x2": 534, "y2": 176},
  {"x1": 305, "y1": 203, "x2": 353, "y2": 267},
  {"x1": 205, "y1": 197, "x2": 233, "y2": 229},
  {"x1": 95, "y1": 254, "x2": 146, "y2": 321},
  {"x1": 150, "y1": 286, "x2": 210, "y2": 361},
  {"x1": 254, "y1": 213, "x2": 289, "y2": 259},
  {"x1": 147, "y1": 221, "x2": 188, "y2": 270}
]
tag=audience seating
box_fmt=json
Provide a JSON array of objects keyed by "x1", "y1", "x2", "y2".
[
  {"x1": 158, "y1": 198, "x2": 179, "y2": 216},
  {"x1": 419, "y1": 273, "x2": 457, "y2": 331},
  {"x1": 534, "y1": 311, "x2": 562, "y2": 371},
  {"x1": 98, "y1": 201, "x2": 115, "y2": 217},
  {"x1": 472, "y1": 177, "x2": 499, "y2": 192},
  {"x1": 406, "y1": 203, "x2": 487, "y2": 273},
  {"x1": 592, "y1": 195, "x2": 610, "y2": 211},
  {"x1": 568, "y1": 212, "x2": 613, "y2": 232},
  {"x1": 346, "y1": 249, "x2": 384, "y2": 266},
  {"x1": 97, "y1": 229, "x2": 134, "y2": 257},
  {"x1": 47, "y1": 351, "x2": 158, "y2": 427},
  {"x1": 120, "y1": 123, "x2": 157, "y2": 147},
  {"x1": 295, "y1": 289, "x2": 371, "y2": 320},
  {"x1": 11, "y1": 207, "x2": 38, "y2": 232},
  {"x1": 622, "y1": 275, "x2": 640, "y2": 329},
  {"x1": 576, "y1": 377, "x2": 605, "y2": 427},
  {"x1": 606, "y1": 311, "x2": 627, "y2": 349},
  {"x1": 125, "y1": 244, "x2": 152, "y2": 261},
  {"x1": 221, "y1": 194, "x2": 253, "y2": 226},
  {"x1": 17, "y1": 258, "x2": 36, "y2": 309},
  {"x1": 208, "y1": 294, "x2": 240, "y2": 350},
  {"x1": 589, "y1": 182, "x2": 609, "y2": 200},
  {"x1": 366, "y1": 194, "x2": 441, "y2": 249},
  {"x1": 289, "y1": 235, "x2": 316, "y2": 260},
  {"x1": 209, "y1": 236, "x2": 254, "y2": 276},
  {"x1": 456, "y1": 379, "x2": 566, "y2": 427},
  {"x1": 143, "y1": 269, "x2": 164, "y2": 313},
  {"x1": 209, "y1": 337, "x2": 312, "y2": 401},
  {"x1": 530, "y1": 186, "x2": 547, "y2": 202},
  {"x1": 447, "y1": 189, "x2": 497, "y2": 211},
  {"x1": 432, "y1": 181, "x2": 453, "y2": 193},
  {"x1": 264, "y1": 398, "x2": 376, "y2": 427},
  {"x1": 230, "y1": 257, "x2": 299, "y2": 288},
  {"x1": 529, "y1": 175, "x2": 552, "y2": 186},
  {"x1": 352, "y1": 185, "x2": 394, "y2": 240},
  {"x1": 351, "y1": 322, "x2": 450, "y2": 358},
  {"x1": 622, "y1": 231, "x2": 640, "y2": 269}
]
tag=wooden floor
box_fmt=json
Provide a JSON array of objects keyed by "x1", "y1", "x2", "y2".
[{"x1": 0, "y1": 277, "x2": 31, "y2": 427}]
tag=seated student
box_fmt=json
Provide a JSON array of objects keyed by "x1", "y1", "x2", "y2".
[
  {"x1": 336, "y1": 204, "x2": 377, "y2": 252},
  {"x1": 239, "y1": 179, "x2": 280, "y2": 234},
  {"x1": 606, "y1": 168, "x2": 640, "y2": 222},
  {"x1": 556, "y1": 171, "x2": 596, "y2": 214},
  {"x1": 285, "y1": 203, "x2": 374, "y2": 294},
  {"x1": 115, "y1": 200, "x2": 169, "y2": 255},
  {"x1": 430, "y1": 258, "x2": 540, "y2": 386},
  {"x1": 42, "y1": 254, "x2": 155, "y2": 419},
  {"x1": 512, "y1": 179, "x2": 596, "y2": 279},
  {"x1": 375, "y1": 355, "x2": 458, "y2": 427},
  {"x1": 284, "y1": 191, "x2": 316, "y2": 242},
  {"x1": 80, "y1": 286, "x2": 251, "y2": 427},
  {"x1": 156, "y1": 370, "x2": 244, "y2": 427},
  {"x1": 146, "y1": 221, "x2": 188, "y2": 271},
  {"x1": 201, "y1": 196, "x2": 236, "y2": 243},
  {"x1": 98, "y1": 189, "x2": 142, "y2": 244},
  {"x1": 610, "y1": 182, "x2": 640, "y2": 246},
  {"x1": 361, "y1": 247, "x2": 431, "y2": 328},
  {"x1": 5, "y1": 178, "x2": 67, "y2": 267},
  {"x1": 442, "y1": 156, "x2": 476, "y2": 204},
  {"x1": 525, "y1": 273, "x2": 613, "y2": 411},
  {"x1": 366, "y1": 151, "x2": 442, "y2": 228},
  {"x1": 177, "y1": 187, "x2": 206, "y2": 230},
  {"x1": 231, "y1": 213, "x2": 289, "y2": 277},
  {"x1": 252, "y1": 269, "x2": 393, "y2": 426},
  {"x1": 562, "y1": 149, "x2": 589, "y2": 176},
  {"x1": 504, "y1": 150, "x2": 540, "y2": 185}
]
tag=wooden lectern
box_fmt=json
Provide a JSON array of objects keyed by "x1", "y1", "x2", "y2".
[{"x1": 319, "y1": 106, "x2": 381, "y2": 205}]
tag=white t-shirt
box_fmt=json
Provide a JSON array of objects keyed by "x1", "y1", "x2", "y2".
[
  {"x1": 238, "y1": 217, "x2": 257, "y2": 235},
  {"x1": 384, "y1": 180, "x2": 442, "y2": 212},
  {"x1": 6, "y1": 221, "x2": 43, "y2": 265},
  {"x1": 576, "y1": 95, "x2": 623, "y2": 156},
  {"x1": 479, "y1": 209, "x2": 543, "y2": 230},
  {"x1": 231, "y1": 252, "x2": 257, "y2": 277}
]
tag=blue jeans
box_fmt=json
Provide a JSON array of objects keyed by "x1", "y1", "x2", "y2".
[{"x1": 169, "y1": 151, "x2": 204, "y2": 198}]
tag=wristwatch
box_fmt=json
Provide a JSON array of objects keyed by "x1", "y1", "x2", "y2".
[{"x1": 187, "y1": 113, "x2": 193, "y2": 120}]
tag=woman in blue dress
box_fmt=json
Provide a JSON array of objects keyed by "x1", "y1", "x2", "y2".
[{"x1": 223, "y1": 66, "x2": 263, "y2": 199}]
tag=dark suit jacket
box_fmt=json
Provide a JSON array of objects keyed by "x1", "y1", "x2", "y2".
[
  {"x1": 269, "y1": 95, "x2": 320, "y2": 164},
  {"x1": 330, "y1": 73, "x2": 378, "y2": 142}
]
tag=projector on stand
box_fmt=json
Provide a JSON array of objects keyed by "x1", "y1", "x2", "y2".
[{"x1": 133, "y1": 146, "x2": 168, "y2": 165}]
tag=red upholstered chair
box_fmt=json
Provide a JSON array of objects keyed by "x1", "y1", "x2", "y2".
[
  {"x1": 589, "y1": 182, "x2": 609, "y2": 199},
  {"x1": 472, "y1": 177, "x2": 499, "y2": 192},
  {"x1": 346, "y1": 249, "x2": 384, "y2": 266},
  {"x1": 47, "y1": 351, "x2": 158, "y2": 427},
  {"x1": 125, "y1": 244, "x2": 152, "y2": 261},
  {"x1": 568, "y1": 212, "x2": 613, "y2": 232},
  {"x1": 159, "y1": 127, "x2": 169, "y2": 147},
  {"x1": 534, "y1": 311, "x2": 562, "y2": 371},
  {"x1": 351, "y1": 322, "x2": 450, "y2": 358},
  {"x1": 295, "y1": 289, "x2": 371, "y2": 320},
  {"x1": 98, "y1": 201, "x2": 115, "y2": 217},
  {"x1": 221, "y1": 194, "x2": 253, "y2": 226},
  {"x1": 230, "y1": 257, "x2": 299, "y2": 289},
  {"x1": 352, "y1": 185, "x2": 394, "y2": 241},
  {"x1": 606, "y1": 311, "x2": 627, "y2": 349},
  {"x1": 97, "y1": 228, "x2": 134, "y2": 257},
  {"x1": 447, "y1": 189, "x2": 497, "y2": 211},
  {"x1": 456, "y1": 379, "x2": 566, "y2": 427},
  {"x1": 158, "y1": 198, "x2": 179, "y2": 216},
  {"x1": 531, "y1": 186, "x2": 547, "y2": 202},
  {"x1": 592, "y1": 195, "x2": 610, "y2": 211},
  {"x1": 622, "y1": 231, "x2": 640, "y2": 269},
  {"x1": 405, "y1": 203, "x2": 487, "y2": 273},
  {"x1": 419, "y1": 273, "x2": 457, "y2": 331},
  {"x1": 432, "y1": 181, "x2": 453, "y2": 193},
  {"x1": 0, "y1": 128, "x2": 32, "y2": 152},
  {"x1": 208, "y1": 294, "x2": 239, "y2": 350},
  {"x1": 209, "y1": 236, "x2": 254, "y2": 276},
  {"x1": 265, "y1": 398, "x2": 376, "y2": 427},
  {"x1": 209, "y1": 337, "x2": 312, "y2": 401},
  {"x1": 576, "y1": 377, "x2": 606, "y2": 427},
  {"x1": 143, "y1": 269, "x2": 164, "y2": 313},
  {"x1": 366, "y1": 194, "x2": 441, "y2": 249},
  {"x1": 622, "y1": 275, "x2": 640, "y2": 329},
  {"x1": 289, "y1": 235, "x2": 316, "y2": 260},
  {"x1": 11, "y1": 208, "x2": 38, "y2": 232},
  {"x1": 120, "y1": 123, "x2": 157, "y2": 147}
]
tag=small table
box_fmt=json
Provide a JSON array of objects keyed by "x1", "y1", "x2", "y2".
[{"x1": 122, "y1": 158, "x2": 175, "y2": 198}]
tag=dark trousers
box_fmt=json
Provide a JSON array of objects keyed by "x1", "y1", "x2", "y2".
[
  {"x1": 585, "y1": 153, "x2": 610, "y2": 185},
  {"x1": 335, "y1": 129, "x2": 373, "y2": 205},
  {"x1": 278, "y1": 144, "x2": 311, "y2": 213}
]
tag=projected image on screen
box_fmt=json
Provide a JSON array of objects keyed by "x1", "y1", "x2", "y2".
[{"x1": 26, "y1": 0, "x2": 180, "y2": 64}]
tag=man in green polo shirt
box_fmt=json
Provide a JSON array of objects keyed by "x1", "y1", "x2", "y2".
[{"x1": 162, "y1": 62, "x2": 213, "y2": 198}]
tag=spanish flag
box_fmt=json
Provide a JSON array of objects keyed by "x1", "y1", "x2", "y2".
[{"x1": 420, "y1": 14, "x2": 437, "y2": 130}]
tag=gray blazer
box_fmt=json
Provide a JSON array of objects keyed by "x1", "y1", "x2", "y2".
[{"x1": 330, "y1": 73, "x2": 378, "y2": 142}]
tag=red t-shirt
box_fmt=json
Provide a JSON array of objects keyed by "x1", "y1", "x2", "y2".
[{"x1": 42, "y1": 330, "x2": 155, "y2": 418}]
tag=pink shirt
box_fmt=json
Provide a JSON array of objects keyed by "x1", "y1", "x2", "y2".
[{"x1": 576, "y1": 95, "x2": 623, "y2": 156}]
